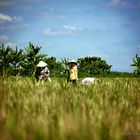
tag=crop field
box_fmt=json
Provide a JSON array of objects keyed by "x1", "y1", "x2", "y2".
[{"x1": 0, "y1": 77, "x2": 140, "y2": 140}]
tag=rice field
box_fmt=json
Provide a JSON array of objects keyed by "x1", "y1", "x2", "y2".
[{"x1": 0, "y1": 77, "x2": 140, "y2": 140}]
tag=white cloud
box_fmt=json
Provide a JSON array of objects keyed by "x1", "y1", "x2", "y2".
[
  {"x1": 42, "y1": 28, "x2": 63, "y2": 36},
  {"x1": 0, "y1": 0, "x2": 14, "y2": 7},
  {"x1": 42, "y1": 25, "x2": 83, "y2": 36},
  {"x1": 108, "y1": 0, "x2": 121, "y2": 6},
  {"x1": 63, "y1": 25, "x2": 77, "y2": 31},
  {"x1": 0, "y1": 13, "x2": 29, "y2": 30},
  {"x1": 105, "y1": 0, "x2": 126, "y2": 8},
  {"x1": 0, "y1": 12, "x2": 24, "y2": 23},
  {"x1": 42, "y1": 9, "x2": 66, "y2": 20},
  {"x1": 0, "y1": 13, "x2": 12, "y2": 21},
  {"x1": 24, "y1": 0, "x2": 45, "y2": 2},
  {"x1": 104, "y1": 0, "x2": 140, "y2": 9},
  {"x1": 4, "y1": 42, "x2": 17, "y2": 48},
  {"x1": 0, "y1": 35, "x2": 9, "y2": 41}
]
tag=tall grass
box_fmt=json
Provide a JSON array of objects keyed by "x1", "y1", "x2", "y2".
[{"x1": 0, "y1": 77, "x2": 140, "y2": 140}]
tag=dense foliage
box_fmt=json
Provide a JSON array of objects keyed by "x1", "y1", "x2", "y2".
[
  {"x1": 0, "y1": 44, "x2": 11, "y2": 76},
  {"x1": 0, "y1": 42, "x2": 135, "y2": 77},
  {"x1": 131, "y1": 54, "x2": 140, "y2": 77},
  {"x1": 78, "y1": 56, "x2": 112, "y2": 77}
]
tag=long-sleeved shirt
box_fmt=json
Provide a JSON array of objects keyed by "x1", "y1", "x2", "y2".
[
  {"x1": 40, "y1": 67, "x2": 50, "y2": 76},
  {"x1": 69, "y1": 66, "x2": 78, "y2": 80}
]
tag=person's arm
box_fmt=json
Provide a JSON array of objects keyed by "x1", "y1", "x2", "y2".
[
  {"x1": 45, "y1": 67, "x2": 50, "y2": 75},
  {"x1": 73, "y1": 67, "x2": 78, "y2": 80}
]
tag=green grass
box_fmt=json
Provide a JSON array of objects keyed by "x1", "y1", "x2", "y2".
[{"x1": 0, "y1": 77, "x2": 140, "y2": 140}]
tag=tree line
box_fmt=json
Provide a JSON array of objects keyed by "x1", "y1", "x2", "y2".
[{"x1": 0, "y1": 42, "x2": 139, "y2": 78}]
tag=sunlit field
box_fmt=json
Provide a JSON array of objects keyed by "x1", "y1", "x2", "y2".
[{"x1": 0, "y1": 77, "x2": 140, "y2": 140}]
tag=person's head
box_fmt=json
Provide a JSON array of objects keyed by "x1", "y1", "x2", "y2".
[
  {"x1": 41, "y1": 66, "x2": 45, "y2": 70},
  {"x1": 68, "y1": 59, "x2": 77, "y2": 68},
  {"x1": 70, "y1": 62, "x2": 76, "y2": 68}
]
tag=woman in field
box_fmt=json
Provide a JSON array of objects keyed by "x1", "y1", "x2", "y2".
[
  {"x1": 67, "y1": 59, "x2": 78, "y2": 84},
  {"x1": 36, "y1": 60, "x2": 51, "y2": 83}
]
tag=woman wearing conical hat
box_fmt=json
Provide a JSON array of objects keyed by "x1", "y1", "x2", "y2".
[
  {"x1": 36, "y1": 61, "x2": 51, "y2": 82},
  {"x1": 68, "y1": 59, "x2": 78, "y2": 84}
]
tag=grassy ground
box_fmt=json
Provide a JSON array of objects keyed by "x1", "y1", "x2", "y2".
[{"x1": 0, "y1": 77, "x2": 140, "y2": 140}]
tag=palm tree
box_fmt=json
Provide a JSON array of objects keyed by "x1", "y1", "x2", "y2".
[
  {"x1": 23, "y1": 42, "x2": 46, "y2": 76},
  {"x1": 60, "y1": 58, "x2": 70, "y2": 80},
  {"x1": 0, "y1": 44, "x2": 12, "y2": 77},
  {"x1": 131, "y1": 54, "x2": 140, "y2": 76},
  {"x1": 60, "y1": 58, "x2": 69, "y2": 73},
  {"x1": 9, "y1": 46, "x2": 24, "y2": 76}
]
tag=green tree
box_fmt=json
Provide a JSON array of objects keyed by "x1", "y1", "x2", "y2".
[
  {"x1": 44, "y1": 57, "x2": 63, "y2": 77},
  {"x1": 22, "y1": 42, "x2": 47, "y2": 76},
  {"x1": 78, "y1": 56, "x2": 112, "y2": 77},
  {"x1": 60, "y1": 58, "x2": 69, "y2": 75},
  {"x1": 9, "y1": 46, "x2": 25, "y2": 76},
  {"x1": 0, "y1": 44, "x2": 11, "y2": 76},
  {"x1": 131, "y1": 54, "x2": 140, "y2": 76}
]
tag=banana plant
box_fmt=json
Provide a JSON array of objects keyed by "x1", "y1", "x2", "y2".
[
  {"x1": 9, "y1": 46, "x2": 25, "y2": 76},
  {"x1": 23, "y1": 42, "x2": 46, "y2": 76},
  {"x1": 0, "y1": 44, "x2": 12, "y2": 77},
  {"x1": 131, "y1": 54, "x2": 140, "y2": 76}
]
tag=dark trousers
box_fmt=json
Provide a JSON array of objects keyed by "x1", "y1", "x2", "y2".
[{"x1": 71, "y1": 80, "x2": 77, "y2": 84}]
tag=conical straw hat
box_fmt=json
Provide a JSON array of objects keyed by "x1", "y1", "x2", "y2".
[
  {"x1": 37, "y1": 61, "x2": 47, "y2": 67},
  {"x1": 68, "y1": 59, "x2": 77, "y2": 65}
]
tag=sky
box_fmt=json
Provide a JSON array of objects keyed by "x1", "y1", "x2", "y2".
[{"x1": 0, "y1": 0, "x2": 140, "y2": 72}]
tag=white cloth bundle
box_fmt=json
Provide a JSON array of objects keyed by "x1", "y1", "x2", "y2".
[{"x1": 81, "y1": 77, "x2": 95, "y2": 85}]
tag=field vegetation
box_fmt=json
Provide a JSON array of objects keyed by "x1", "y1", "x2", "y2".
[{"x1": 0, "y1": 77, "x2": 140, "y2": 140}]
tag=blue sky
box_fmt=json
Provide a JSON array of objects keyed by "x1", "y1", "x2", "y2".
[{"x1": 0, "y1": 0, "x2": 140, "y2": 72}]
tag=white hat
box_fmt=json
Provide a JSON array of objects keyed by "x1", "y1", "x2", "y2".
[
  {"x1": 37, "y1": 61, "x2": 47, "y2": 67},
  {"x1": 68, "y1": 59, "x2": 77, "y2": 64}
]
